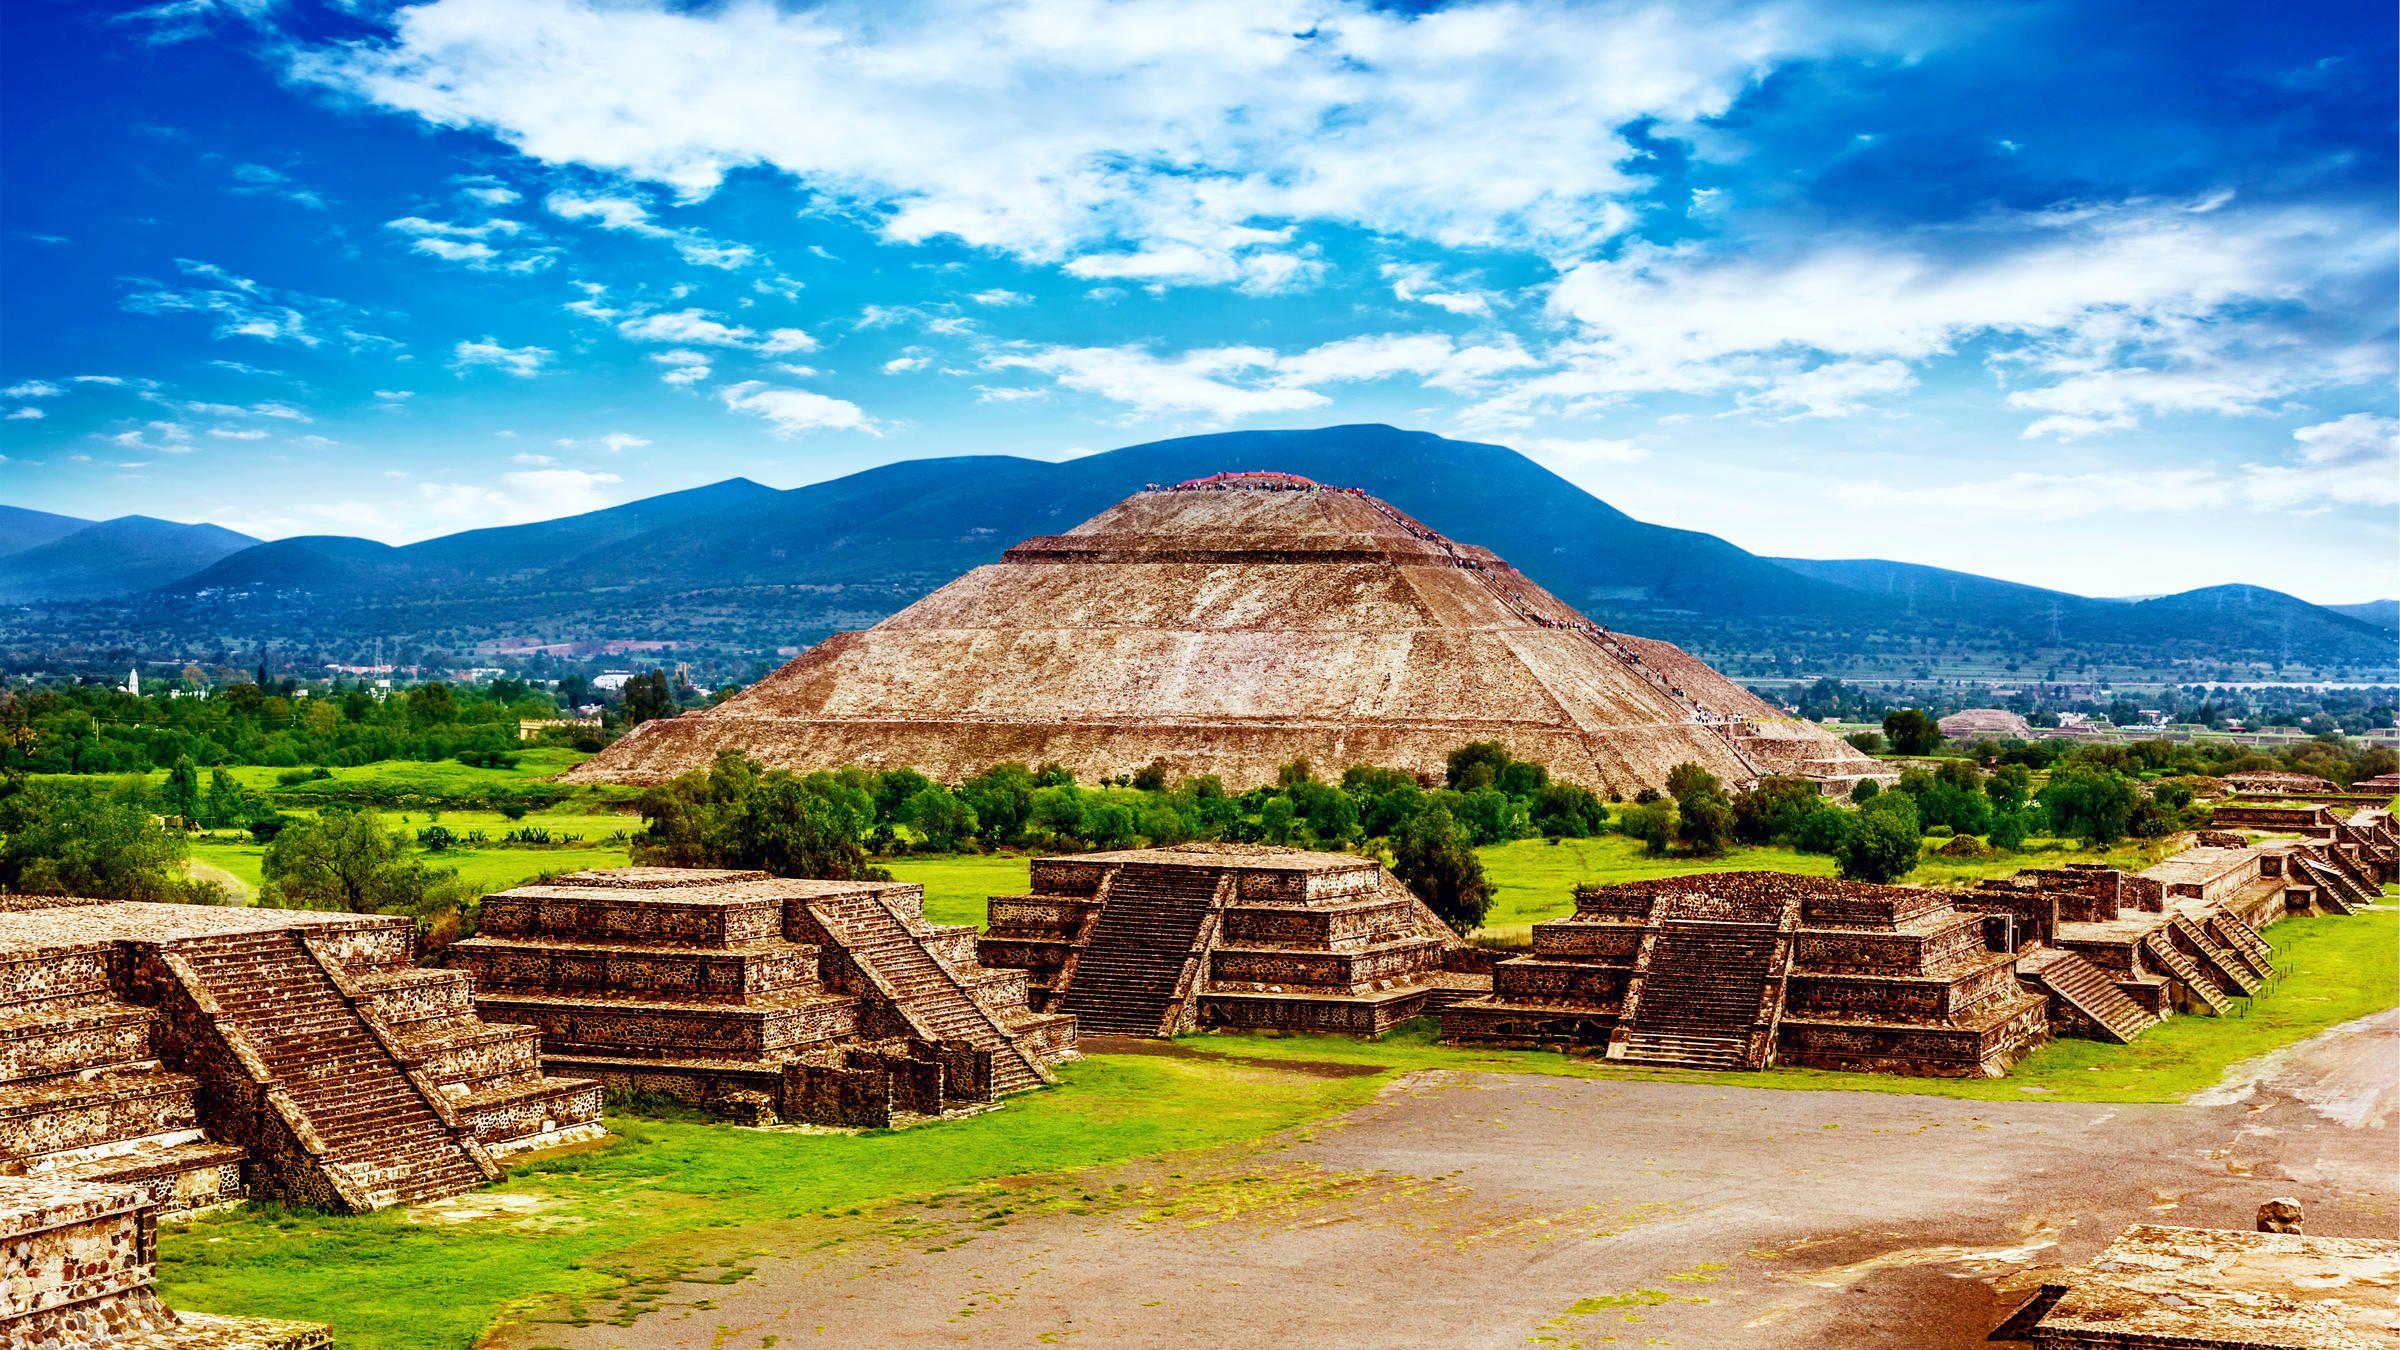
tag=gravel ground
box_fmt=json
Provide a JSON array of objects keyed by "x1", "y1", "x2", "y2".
[{"x1": 487, "y1": 1010, "x2": 2398, "y2": 1349}]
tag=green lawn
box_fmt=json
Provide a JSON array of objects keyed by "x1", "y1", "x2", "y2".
[
  {"x1": 155, "y1": 905, "x2": 2397, "y2": 1348},
  {"x1": 186, "y1": 804, "x2": 640, "y2": 903},
  {"x1": 158, "y1": 1052, "x2": 1383, "y2": 1350},
  {"x1": 886, "y1": 852, "x2": 1033, "y2": 928}
]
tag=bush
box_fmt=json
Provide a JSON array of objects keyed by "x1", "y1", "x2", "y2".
[
  {"x1": 1392, "y1": 805, "x2": 1493, "y2": 934},
  {"x1": 1837, "y1": 809, "x2": 1920, "y2": 883}
]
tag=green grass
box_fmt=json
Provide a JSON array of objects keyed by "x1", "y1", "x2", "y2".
[
  {"x1": 186, "y1": 804, "x2": 640, "y2": 903},
  {"x1": 157, "y1": 1052, "x2": 1382, "y2": 1350},
  {"x1": 884, "y1": 853, "x2": 1033, "y2": 928},
  {"x1": 1173, "y1": 905, "x2": 2400, "y2": 1104}
]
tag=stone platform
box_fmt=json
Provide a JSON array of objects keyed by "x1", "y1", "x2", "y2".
[
  {"x1": 1992, "y1": 1223, "x2": 2400, "y2": 1348},
  {"x1": 1442, "y1": 872, "x2": 2050, "y2": 1077},
  {"x1": 0, "y1": 898, "x2": 602, "y2": 1214},
  {"x1": 452, "y1": 868, "x2": 1077, "y2": 1128},
  {"x1": 0, "y1": 1175, "x2": 329, "y2": 1348},
  {"x1": 977, "y1": 844, "x2": 1484, "y2": 1039}
]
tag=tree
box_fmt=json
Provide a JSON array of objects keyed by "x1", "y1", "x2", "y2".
[
  {"x1": 1444, "y1": 741, "x2": 1512, "y2": 792},
  {"x1": 1837, "y1": 809, "x2": 1920, "y2": 883},
  {"x1": 872, "y1": 768, "x2": 936, "y2": 824},
  {"x1": 1618, "y1": 798, "x2": 1675, "y2": 856},
  {"x1": 161, "y1": 755, "x2": 203, "y2": 825},
  {"x1": 1530, "y1": 781, "x2": 1607, "y2": 838},
  {"x1": 262, "y1": 806, "x2": 466, "y2": 917},
  {"x1": 199, "y1": 768, "x2": 255, "y2": 830},
  {"x1": 0, "y1": 781, "x2": 222, "y2": 903},
  {"x1": 1882, "y1": 709, "x2": 1942, "y2": 756},
  {"x1": 622, "y1": 670, "x2": 676, "y2": 726},
  {"x1": 959, "y1": 763, "x2": 1037, "y2": 847},
  {"x1": 1731, "y1": 776, "x2": 1821, "y2": 846},
  {"x1": 2040, "y1": 767, "x2": 2140, "y2": 845},
  {"x1": 631, "y1": 750, "x2": 886, "y2": 880},
  {"x1": 900, "y1": 784, "x2": 978, "y2": 853},
  {"x1": 1392, "y1": 805, "x2": 1493, "y2": 934},
  {"x1": 1664, "y1": 761, "x2": 1732, "y2": 856},
  {"x1": 1987, "y1": 763, "x2": 2033, "y2": 812}
]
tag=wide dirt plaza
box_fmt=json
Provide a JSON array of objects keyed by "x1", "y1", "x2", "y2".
[{"x1": 475, "y1": 1008, "x2": 2394, "y2": 1349}]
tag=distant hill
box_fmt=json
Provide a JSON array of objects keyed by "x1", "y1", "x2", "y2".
[
  {"x1": 2330, "y1": 599, "x2": 2399, "y2": 632},
  {"x1": 2, "y1": 425, "x2": 2392, "y2": 679},
  {"x1": 0, "y1": 516, "x2": 258, "y2": 603},
  {"x1": 0, "y1": 505, "x2": 93, "y2": 558}
]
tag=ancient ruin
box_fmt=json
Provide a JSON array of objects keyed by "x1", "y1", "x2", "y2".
[
  {"x1": 2221, "y1": 769, "x2": 2339, "y2": 797},
  {"x1": 453, "y1": 868, "x2": 1077, "y2": 1127},
  {"x1": 1991, "y1": 1222, "x2": 2400, "y2": 1348},
  {"x1": 0, "y1": 898, "x2": 601, "y2": 1215},
  {"x1": 565, "y1": 473, "x2": 1890, "y2": 798},
  {"x1": 0, "y1": 1176, "x2": 329, "y2": 1349},
  {"x1": 976, "y1": 844, "x2": 1485, "y2": 1037},
  {"x1": 1441, "y1": 872, "x2": 2048, "y2": 1075}
]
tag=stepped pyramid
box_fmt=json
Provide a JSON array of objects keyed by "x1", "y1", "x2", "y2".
[
  {"x1": 566, "y1": 472, "x2": 1889, "y2": 797},
  {"x1": 979, "y1": 843, "x2": 1484, "y2": 1038},
  {"x1": 0, "y1": 898, "x2": 603, "y2": 1215},
  {"x1": 453, "y1": 868, "x2": 1077, "y2": 1127}
]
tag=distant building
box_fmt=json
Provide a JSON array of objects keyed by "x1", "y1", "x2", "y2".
[
  {"x1": 518, "y1": 716, "x2": 602, "y2": 741},
  {"x1": 1938, "y1": 708, "x2": 2030, "y2": 740},
  {"x1": 2221, "y1": 770, "x2": 2337, "y2": 797},
  {"x1": 591, "y1": 671, "x2": 634, "y2": 693},
  {"x1": 121, "y1": 664, "x2": 139, "y2": 696}
]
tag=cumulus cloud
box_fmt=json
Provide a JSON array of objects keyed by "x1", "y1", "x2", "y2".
[
  {"x1": 4, "y1": 408, "x2": 45, "y2": 421},
  {"x1": 1484, "y1": 195, "x2": 2390, "y2": 433},
  {"x1": 545, "y1": 190, "x2": 757, "y2": 269},
  {"x1": 451, "y1": 337, "x2": 553, "y2": 377},
  {"x1": 648, "y1": 349, "x2": 713, "y2": 386},
  {"x1": 294, "y1": 0, "x2": 1905, "y2": 288},
  {"x1": 719, "y1": 381, "x2": 878, "y2": 436},
  {"x1": 419, "y1": 467, "x2": 626, "y2": 525},
  {"x1": 3, "y1": 381, "x2": 65, "y2": 399},
  {"x1": 987, "y1": 331, "x2": 1533, "y2": 420},
  {"x1": 385, "y1": 214, "x2": 554, "y2": 272}
]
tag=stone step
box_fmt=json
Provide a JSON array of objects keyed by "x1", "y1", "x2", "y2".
[{"x1": 2022, "y1": 948, "x2": 2158, "y2": 1044}]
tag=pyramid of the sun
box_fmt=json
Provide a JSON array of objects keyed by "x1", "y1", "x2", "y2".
[{"x1": 567, "y1": 473, "x2": 1888, "y2": 796}]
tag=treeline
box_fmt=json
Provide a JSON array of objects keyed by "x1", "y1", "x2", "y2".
[{"x1": 0, "y1": 681, "x2": 568, "y2": 774}]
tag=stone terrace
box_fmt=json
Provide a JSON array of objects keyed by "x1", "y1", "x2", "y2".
[
  {"x1": 979, "y1": 844, "x2": 1485, "y2": 1038},
  {"x1": 1444, "y1": 872, "x2": 2049, "y2": 1077},
  {"x1": 453, "y1": 868, "x2": 1076, "y2": 1128},
  {"x1": 0, "y1": 898, "x2": 601, "y2": 1215},
  {"x1": 0, "y1": 1174, "x2": 327, "y2": 1348},
  {"x1": 1992, "y1": 1223, "x2": 2400, "y2": 1349}
]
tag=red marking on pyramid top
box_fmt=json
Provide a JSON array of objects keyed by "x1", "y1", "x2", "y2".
[{"x1": 1170, "y1": 471, "x2": 1323, "y2": 490}]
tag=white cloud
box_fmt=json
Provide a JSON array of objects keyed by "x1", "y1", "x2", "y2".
[
  {"x1": 1381, "y1": 261, "x2": 1492, "y2": 316},
  {"x1": 208, "y1": 426, "x2": 270, "y2": 439},
  {"x1": 386, "y1": 214, "x2": 553, "y2": 272},
  {"x1": 3, "y1": 381, "x2": 64, "y2": 399},
  {"x1": 758, "y1": 327, "x2": 817, "y2": 354},
  {"x1": 295, "y1": 0, "x2": 1905, "y2": 289},
  {"x1": 1489, "y1": 195, "x2": 2389, "y2": 432},
  {"x1": 648, "y1": 349, "x2": 713, "y2": 386},
  {"x1": 616, "y1": 308, "x2": 754, "y2": 347},
  {"x1": 544, "y1": 190, "x2": 757, "y2": 269},
  {"x1": 1518, "y1": 435, "x2": 1649, "y2": 467},
  {"x1": 987, "y1": 330, "x2": 1533, "y2": 420},
  {"x1": 229, "y1": 162, "x2": 329, "y2": 211},
  {"x1": 1836, "y1": 414, "x2": 2398, "y2": 518},
  {"x1": 120, "y1": 259, "x2": 343, "y2": 347},
  {"x1": 451, "y1": 337, "x2": 553, "y2": 377},
  {"x1": 599, "y1": 431, "x2": 650, "y2": 453},
  {"x1": 418, "y1": 467, "x2": 626, "y2": 525},
  {"x1": 4, "y1": 408, "x2": 44, "y2": 421},
  {"x1": 719, "y1": 381, "x2": 879, "y2": 436},
  {"x1": 968, "y1": 288, "x2": 1030, "y2": 306},
  {"x1": 882, "y1": 355, "x2": 932, "y2": 374}
]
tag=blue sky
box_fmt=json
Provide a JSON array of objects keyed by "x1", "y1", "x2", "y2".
[{"x1": 2, "y1": 0, "x2": 2393, "y2": 602}]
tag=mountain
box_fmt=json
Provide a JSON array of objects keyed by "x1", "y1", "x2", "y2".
[
  {"x1": 1775, "y1": 557, "x2": 2392, "y2": 668},
  {"x1": 0, "y1": 505, "x2": 92, "y2": 558},
  {"x1": 0, "y1": 516, "x2": 258, "y2": 603},
  {"x1": 2330, "y1": 599, "x2": 2399, "y2": 632},
  {"x1": 3, "y1": 425, "x2": 2391, "y2": 678}
]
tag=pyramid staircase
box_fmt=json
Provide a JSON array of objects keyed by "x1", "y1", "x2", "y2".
[
  {"x1": 2140, "y1": 931, "x2": 2232, "y2": 1015},
  {"x1": 1610, "y1": 920, "x2": 1788, "y2": 1071},
  {"x1": 2017, "y1": 947, "x2": 2159, "y2": 1044},
  {"x1": 810, "y1": 892, "x2": 1053, "y2": 1095},
  {"x1": 2292, "y1": 850, "x2": 2372, "y2": 914},
  {"x1": 2168, "y1": 915, "x2": 2260, "y2": 997},
  {"x1": 177, "y1": 932, "x2": 494, "y2": 1210},
  {"x1": 1060, "y1": 865, "x2": 1227, "y2": 1037},
  {"x1": 2202, "y1": 910, "x2": 2276, "y2": 984}
]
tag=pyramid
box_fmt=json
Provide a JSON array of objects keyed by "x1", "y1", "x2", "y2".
[{"x1": 566, "y1": 472, "x2": 1888, "y2": 796}]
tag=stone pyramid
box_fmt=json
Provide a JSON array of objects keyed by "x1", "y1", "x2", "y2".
[{"x1": 566, "y1": 472, "x2": 1886, "y2": 796}]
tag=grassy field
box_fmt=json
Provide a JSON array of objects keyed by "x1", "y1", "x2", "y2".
[
  {"x1": 887, "y1": 852, "x2": 1033, "y2": 928},
  {"x1": 187, "y1": 804, "x2": 640, "y2": 902},
  {"x1": 153, "y1": 904, "x2": 2396, "y2": 1348},
  {"x1": 158, "y1": 1052, "x2": 1384, "y2": 1350}
]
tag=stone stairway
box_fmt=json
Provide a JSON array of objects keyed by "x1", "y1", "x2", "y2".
[
  {"x1": 177, "y1": 932, "x2": 489, "y2": 1209},
  {"x1": 2018, "y1": 947, "x2": 2159, "y2": 1044},
  {"x1": 1061, "y1": 865, "x2": 1225, "y2": 1037},
  {"x1": 812, "y1": 894, "x2": 1052, "y2": 1095},
  {"x1": 2140, "y1": 931, "x2": 2231, "y2": 1014},
  {"x1": 1613, "y1": 921, "x2": 1783, "y2": 1070},
  {"x1": 2169, "y1": 915, "x2": 2260, "y2": 996},
  {"x1": 2294, "y1": 852, "x2": 2371, "y2": 914},
  {"x1": 2203, "y1": 910, "x2": 2275, "y2": 983}
]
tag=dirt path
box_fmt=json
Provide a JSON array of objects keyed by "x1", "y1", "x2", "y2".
[
  {"x1": 484, "y1": 1014, "x2": 2400, "y2": 1349},
  {"x1": 187, "y1": 860, "x2": 253, "y2": 903}
]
